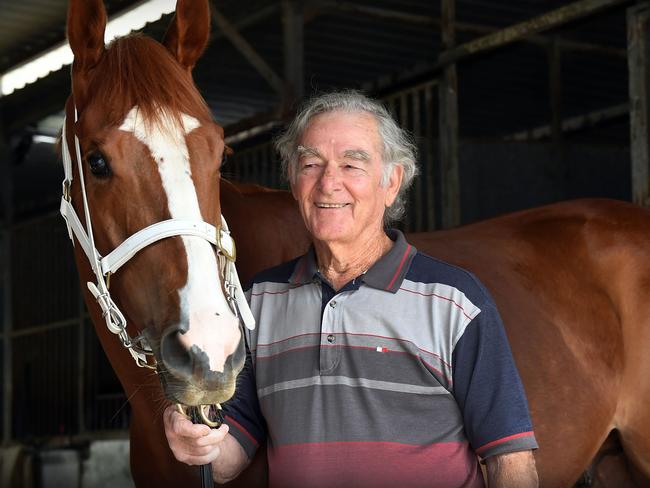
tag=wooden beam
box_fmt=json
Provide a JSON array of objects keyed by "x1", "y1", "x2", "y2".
[
  {"x1": 503, "y1": 103, "x2": 629, "y2": 141},
  {"x1": 310, "y1": 0, "x2": 627, "y2": 58},
  {"x1": 627, "y1": 4, "x2": 650, "y2": 207},
  {"x1": 439, "y1": 0, "x2": 461, "y2": 228},
  {"x1": 209, "y1": 3, "x2": 280, "y2": 44},
  {"x1": 439, "y1": 0, "x2": 631, "y2": 67},
  {"x1": 282, "y1": 0, "x2": 305, "y2": 107},
  {"x1": 210, "y1": 4, "x2": 284, "y2": 95}
]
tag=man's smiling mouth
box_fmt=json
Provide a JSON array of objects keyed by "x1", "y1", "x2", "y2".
[{"x1": 315, "y1": 203, "x2": 350, "y2": 208}]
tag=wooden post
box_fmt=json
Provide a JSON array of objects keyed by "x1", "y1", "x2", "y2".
[
  {"x1": 439, "y1": 0, "x2": 461, "y2": 228},
  {"x1": 282, "y1": 0, "x2": 305, "y2": 110},
  {"x1": 1, "y1": 130, "x2": 13, "y2": 443},
  {"x1": 627, "y1": 4, "x2": 650, "y2": 207}
]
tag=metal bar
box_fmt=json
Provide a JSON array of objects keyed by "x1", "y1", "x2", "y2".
[
  {"x1": 309, "y1": 1, "x2": 435, "y2": 25},
  {"x1": 628, "y1": 4, "x2": 650, "y2": 207},
  {"x1": 77, "y1": 289, "x2": 85, "y2": 434},
  {"x1": 210, "y1": 5, "x2": 285, "y2": 95},
  {"x1": 411, "y1": 90, "x2": 423, "y2": 231},
  {"x1": 0, "y1": 317, "x2": 79, "y2": 339},
  {"x1": 399, "y1": 93, "x2": 411, "y2": 231},
  {"x1": 424, "y1": 83, "x2": 436, "y2": 230},
  {"x1": 282, "y1": 0, "x2": 305, "y2": 106},
  {"x1": 1, "y1": 131, "x2": 13, "y2": 443},
  {"x1": 548, "y1": 38, "x2": 563, "y2": 143},
  {"x1": 439, "y1": 0, "x2": 461, "y2": 229},
  {"x1": 438, "y1": 0, "x2": 631, "y2": 67},
  {"x1": 503, "y1": 103, "x2": 629, "y2": 141}
]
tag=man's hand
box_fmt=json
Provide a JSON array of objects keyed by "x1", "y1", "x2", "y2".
[
  {"x1": 485, "y1": 450, "x2": 538, "y2": 487},
  {"x1": 163, "y1": 405, "x2": 249, "y2": 483}
]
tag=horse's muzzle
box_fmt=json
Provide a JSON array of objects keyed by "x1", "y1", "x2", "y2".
[{"x1": 156, "y1": 327, "x2": 246, "y2": 405}]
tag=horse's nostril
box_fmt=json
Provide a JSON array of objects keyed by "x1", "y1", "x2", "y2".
[
  {"x1": 160, "y1": 330, "x2": 193, "y2": 377},
  {"x1": 160, "y1": 330, "x2": 217, "y2": 381},
  {"x1": 188, "y1": 344, "x2": 211, "y2": 376}
]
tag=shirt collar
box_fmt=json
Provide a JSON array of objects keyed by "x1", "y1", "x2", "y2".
[{"x1": 288, "y1": 229, "x2": 417, "y2": 293}]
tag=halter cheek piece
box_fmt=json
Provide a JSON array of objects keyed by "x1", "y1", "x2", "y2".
[{"x1": 59, "y1": 109, "x2": 255, "y2": 373}]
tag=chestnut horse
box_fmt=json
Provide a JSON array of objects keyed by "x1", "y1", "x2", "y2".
[
  {"x1": 63, "y1": 0, "x2": 306, "y2": 485},
  {"x1": 62, "y1": 1, "x2": 650, "y2": 487}
]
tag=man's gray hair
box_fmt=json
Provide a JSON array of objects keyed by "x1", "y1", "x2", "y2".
[{"x1": 275, "y1": 90, "x2": 419, "y2": 224}]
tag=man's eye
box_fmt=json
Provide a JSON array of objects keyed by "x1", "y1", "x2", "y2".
[{"x1": 87, "y1": 151, "x2": 111, "y2": 178}]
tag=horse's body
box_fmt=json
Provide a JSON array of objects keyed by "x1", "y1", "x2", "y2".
[
  {"x1": 63, "y1": 1, "x2": 650, "y2": 486},
  {"x1": 409, "y1": 198, "x2": 650, "y2": 487},
  {"x1": 129, "y1": 193, "x2": 650, "y2": 487}
]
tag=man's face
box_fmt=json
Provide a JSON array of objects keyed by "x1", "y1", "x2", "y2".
[{"x1": 290, "y1": 111, "x2": 402, "y2": 246}]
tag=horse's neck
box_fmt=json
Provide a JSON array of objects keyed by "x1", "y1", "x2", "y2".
[{"x1": 220, "y1": 179, "x2": 310, "y2": 284}]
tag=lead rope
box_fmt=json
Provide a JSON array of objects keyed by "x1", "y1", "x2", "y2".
[{"x1": 187, "y1": 405, "x2": 225, "y2": 488}]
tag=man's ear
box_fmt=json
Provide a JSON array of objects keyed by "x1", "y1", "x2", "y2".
[
  {"x1": 67, "y1": 0, "x2": 107, "y2": 108},
  {"x1": 163, "y1": 0, "x2": 211, "y2": 71},
  {"x1": 384, "y1": 164, "x2": 404, "y2": 208}
]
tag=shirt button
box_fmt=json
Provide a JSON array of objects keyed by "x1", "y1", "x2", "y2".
[
  {"x1": 327, "y1": 334, "x2": 336, "y2": 343},
  {"x1": 330, "y1": 301, "x2": 337, "y2": 308}
]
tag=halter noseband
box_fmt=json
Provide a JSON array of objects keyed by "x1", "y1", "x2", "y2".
[{"x1": 59, "y1": 108, "x2": 255, "y2": 369}]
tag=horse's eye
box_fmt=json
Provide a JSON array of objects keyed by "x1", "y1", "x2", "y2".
[
  {"x1": 221, "y1": 145, "x2": 233, "y2": 167},
  {"x1": 87, "y1": 151, "x2": 110, "y2": 177}
]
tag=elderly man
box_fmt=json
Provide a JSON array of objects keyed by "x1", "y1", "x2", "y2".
[{"x1": 163, "y1": 91, "x2": 539, "y2": 487}]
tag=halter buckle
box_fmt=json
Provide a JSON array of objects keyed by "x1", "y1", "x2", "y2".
[
  {"x1": 215, "y1": 225, "x2": 236, "y2": 262},
  {"x1": 62, "y1": 180, "x2": 71, "y2": 202}
]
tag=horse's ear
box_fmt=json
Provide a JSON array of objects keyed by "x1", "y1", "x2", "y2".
[
  {"x1": 163, "y1": 0, "x2": 211, "y2": 71},
  {"x1": 67, "y1": 0, "x2": 107, "y2": 107}
]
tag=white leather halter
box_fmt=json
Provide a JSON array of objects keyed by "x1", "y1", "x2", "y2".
[{"x1": 59, "y1": 109, "x2": 255, "y2": 369}]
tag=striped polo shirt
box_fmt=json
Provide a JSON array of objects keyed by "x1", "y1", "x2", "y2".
[{"x1": 223, "y1": 230, "x2": 537, "y2": 487}]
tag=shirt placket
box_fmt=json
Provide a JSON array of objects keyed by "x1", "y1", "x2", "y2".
[{"x1": 319, "y1": 291, "x2": 347, "y2": 373}]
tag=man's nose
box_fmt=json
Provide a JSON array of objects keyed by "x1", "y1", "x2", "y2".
[{"x1": 317, "y1": 163, "x2": 341, "y2": 193}]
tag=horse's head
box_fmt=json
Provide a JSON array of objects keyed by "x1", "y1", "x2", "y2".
[{"x1": 64, "y1": 0, "x2": 246, "y2": 407}]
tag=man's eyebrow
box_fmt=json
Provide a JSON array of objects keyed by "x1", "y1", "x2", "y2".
[
  {"x1": 342, "y1": 149, "x2": 370, "y2": 161},
  {"x1": 296, "y1": 145, "x2": 323, "y2": 159}
]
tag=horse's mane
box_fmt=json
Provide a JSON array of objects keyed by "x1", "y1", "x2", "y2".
[{"x1": 89, "y1": 34, "x2": 213, "y2": 127}]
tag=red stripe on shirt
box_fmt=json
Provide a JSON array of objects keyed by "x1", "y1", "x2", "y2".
[
  {"x1": 399, "y1": 286, "x2": 477, "y2": 321},
  {"x1": 224, "y1": 415, "x2": 259, "y2": 447},
  {"x1": 385, "y1": 244, "x2": 412, "y2": 291},
  {"x1": 475, "y1": 431, "x2": 535, "y2": 455}
]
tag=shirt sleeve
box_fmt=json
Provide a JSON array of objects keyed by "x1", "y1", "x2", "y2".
[
  {"x1": 452, "y1": 302, "x2": 538, "y2": 460},
  {"x1": 221, "y1": 347, "x2": 267, "y2": 459}
]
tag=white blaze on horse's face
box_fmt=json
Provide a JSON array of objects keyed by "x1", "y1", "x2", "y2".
[{"x1": 119, "y1": 106, "x2": 241, "y2": 374}]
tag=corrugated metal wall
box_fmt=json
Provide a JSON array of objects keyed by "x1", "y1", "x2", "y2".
[{"x1": 7, "y1": 214, "x2": 128, "y2": 441}]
